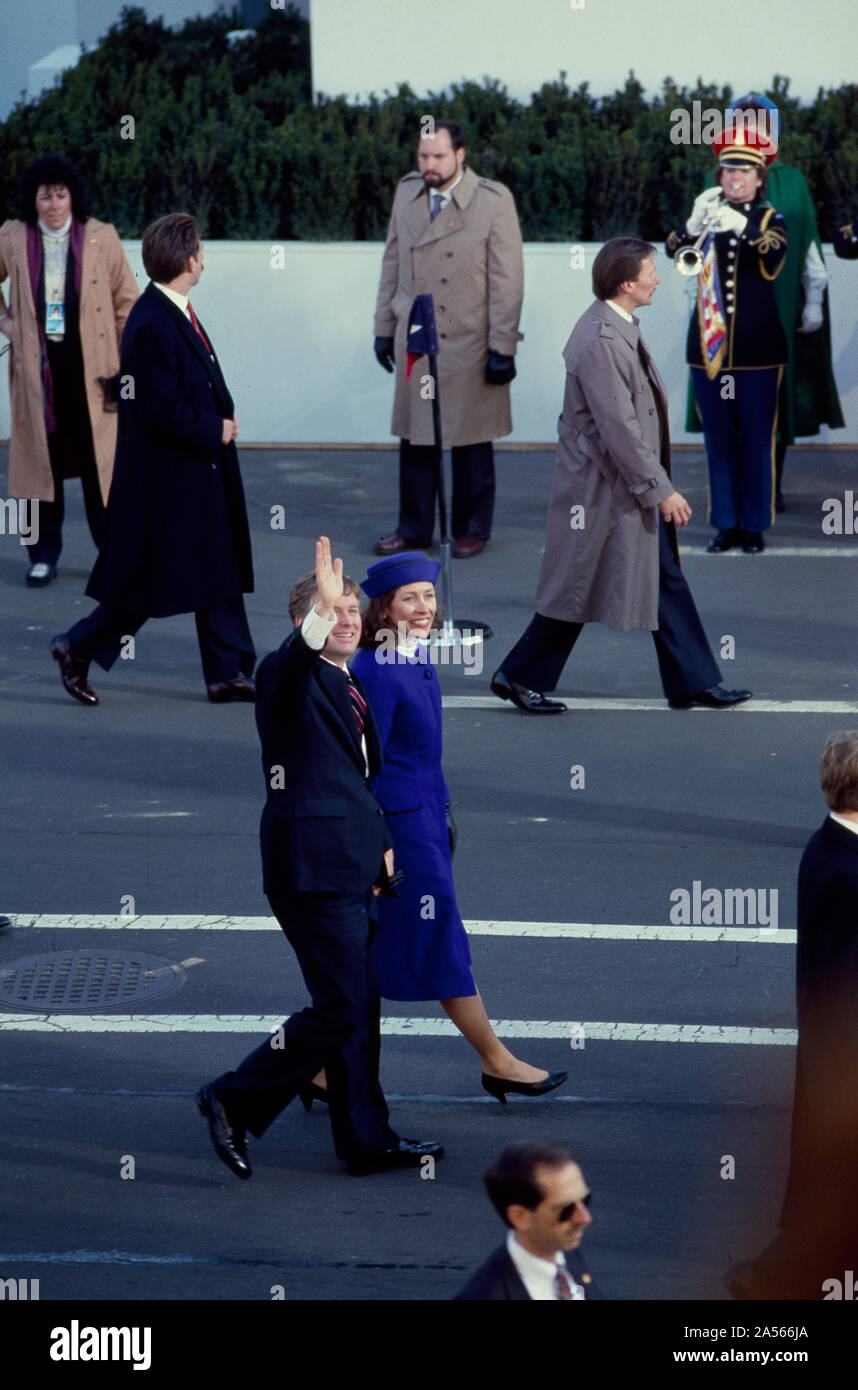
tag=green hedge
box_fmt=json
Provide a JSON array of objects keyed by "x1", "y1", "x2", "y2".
[{"x1": 1, "y1": 6, "x2": 855, "y2": 241}]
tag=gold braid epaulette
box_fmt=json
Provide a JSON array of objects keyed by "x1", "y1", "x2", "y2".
[
  {"x1": 749, "y1": 225, "x2": 787, "y2": 254},
  {"x1": 750, "y1": 223, "x2": 784, "y2": 254}
]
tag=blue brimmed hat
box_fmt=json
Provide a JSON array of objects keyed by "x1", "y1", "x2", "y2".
[{"x1": 360, "y1": 551, "x2": 440, "y2": 598}]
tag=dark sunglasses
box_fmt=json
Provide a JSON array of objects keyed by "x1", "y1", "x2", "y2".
[{"x1": 556, "y1": 1192, "x2": 592, "y2": 1223}]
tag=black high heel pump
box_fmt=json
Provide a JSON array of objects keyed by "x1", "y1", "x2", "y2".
[{"x1": 481, "y1": 1070, "x2": 569, "y2": 1105}]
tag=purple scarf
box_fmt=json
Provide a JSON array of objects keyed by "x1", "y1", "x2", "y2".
[{"x1": 26, "y1": 218, "x2": 85, "y2": 433}]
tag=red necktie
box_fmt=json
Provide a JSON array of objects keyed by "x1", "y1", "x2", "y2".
[
  {"x1": 346, "y1": 677, "x2": 367, "y2": 735},
  {"x1": 554, "y1": 1268, "x2": 575, "y2": 1300},
  {"x1": 187, "y1": 302, "x2": 212, "y2": 355}
]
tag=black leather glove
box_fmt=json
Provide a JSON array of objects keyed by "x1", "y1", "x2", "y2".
[
  {"x1": 374, "y1": 336, "x2": 395, "y2": 373},
  {"x1": 446, "y1": 803, "x2": 458, "y2": 859},
  {"x1": 485, "y1": 351, "x2": 516, "y2": 385}
]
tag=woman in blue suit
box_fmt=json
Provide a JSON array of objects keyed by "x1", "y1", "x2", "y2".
[{"x1": 347, "y1": 551, "x2": 568, "y2": 1103}]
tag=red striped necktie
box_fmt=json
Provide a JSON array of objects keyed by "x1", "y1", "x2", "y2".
[
  {"x1": 554, "y1": 1268, "x2": 575, "y2": 1300},
  {"x1": 346, "y1": 676, "x2": 367, "y2": 735},
  {"x1": 187, "y1": 302, "x2": 212, "y2": 355}
]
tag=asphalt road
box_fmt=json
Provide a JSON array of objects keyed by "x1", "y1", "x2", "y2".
[{"x1": 1, "y1": 440, "x2": 856, "y2": 1304}]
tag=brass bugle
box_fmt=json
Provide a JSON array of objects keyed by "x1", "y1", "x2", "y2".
[
  {"x1": 676, "y1": 237, "x2": 706, "y2": 276},
  {"x1": 675, "y1": 194, "x2": 725, "y2": 276}
]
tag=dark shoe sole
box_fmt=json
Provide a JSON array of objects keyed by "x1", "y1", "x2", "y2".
[
  {"x1": 50, "y1": 639, "x2": 99, "y2": 706},
  {"x1": 347, "y1": 1146, "x2": 445, "y2": 1177},
  {"x1": 490, "y1": 676, "x2": 566, "y2": 715},
  {"x1": 196, "y1": 1087, "x2": 252, "y2": 1180},
  {"x1": 668, "y1": 696, "x2": 752, "y2": 710}
]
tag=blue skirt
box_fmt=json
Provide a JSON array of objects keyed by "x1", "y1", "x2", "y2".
[{"x1": 376, "y1": 797, "x2": 476, "y2": 1002}]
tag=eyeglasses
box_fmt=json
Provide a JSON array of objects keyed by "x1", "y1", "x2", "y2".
[{"x1": 556, "y1": 1192, "x2": 592, "y2": 1223}]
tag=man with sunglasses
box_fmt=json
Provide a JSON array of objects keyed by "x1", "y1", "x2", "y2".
[{"x1": 455, "y1": 1142, "x2": 603, "y2": 1299}]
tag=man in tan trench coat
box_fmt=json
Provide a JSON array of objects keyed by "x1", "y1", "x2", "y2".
[
  {"x1": 373, "y1": 120, "x2": 523, "y2": 558},
  {"x1": 490, "y1": 238, "x2": 752, "y2": 714},
  {"x1": 0, "y1": 155, "x2": 138, "y2": 586}
]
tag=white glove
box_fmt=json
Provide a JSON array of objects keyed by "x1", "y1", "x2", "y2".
[
  {"x1": 798, "y1": 300, "x2": 824, "y2": 333},
  {"x1": 686, "y1": 186, "x2": 723, "y2": 235},
  {"x1": 712, "y1": 204, "x2": 748, "y2": 235}
]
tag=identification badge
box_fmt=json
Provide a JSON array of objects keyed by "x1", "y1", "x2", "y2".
[{"x1": 46, "y1": 302, "x2": 65, "y2": 335}]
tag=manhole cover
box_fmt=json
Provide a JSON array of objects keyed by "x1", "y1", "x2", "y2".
[{"x1": 0, "y1": 952, "x2": 186, "y2": 1012}]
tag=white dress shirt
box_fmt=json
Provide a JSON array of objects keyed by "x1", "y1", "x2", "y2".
[
  {"x1": 606, "y1": 298, "x2": 634, "y2": 324},
  {"x1": 301, "y1": 608, "x2": 369, "y2": 774},
  {"x1": 153, "y1": 282, "x2": 191, "y2": 319},
  {"x1": 506, "y1": 1232, "x2": 585, "y2": 1300},
  {"x1": 829, "y1": 811, "x2": 858, "y2": 837}
]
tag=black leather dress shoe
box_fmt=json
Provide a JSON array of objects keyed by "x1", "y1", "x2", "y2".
[
  {"x1": 196, "y1": 1084, "x2": 252, "y2": 1179},
  {"x1": 50, "y1": 635, "x2": 99, "y2": 706},
  {"x1": 207, "y1": 677, "x2": 255, "y2": 703},
  {"x1": 741, "y1": 531, "x2": 765, "y2": 553},
  {"x1": 27, "y1": 561, "x2": 57, "y2": 587},
  {"x1": 373, "y1": 533, "x2": 410, "y2": 556},
  {"x1": 706, "y1": 528, "x2": 742, "y2": 553},
  {"x1": 669, "y1": 686, "x2": 753, "y2": 710},
  {"x1": 347, "y1": 1138, "x2": 444, "y2": 1176},
  {"x1": 0, "y1": 916, "x2": 11, "y2": 930},
  {"x1": 490, "y1": 669, "x2": 566, "y2": 714}
]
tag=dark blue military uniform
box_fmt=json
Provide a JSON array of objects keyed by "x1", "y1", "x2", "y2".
[{"x1": 666, "y1": 201, "x2": 788, "y2": 537}]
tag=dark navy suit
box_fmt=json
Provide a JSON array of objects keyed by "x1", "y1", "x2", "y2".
[
  {"x1": 732, "y1": 816, "x2": 858, "y2": 1298},
  {"x1": 455, "y1": 1244, "x2": 603, "y2": 1300},
  {"x1": 212, "y1": 625, "x2": 398, "y2": 1166},
  {"x1": 781, "y1": 817, "x2": 858, "y2": 1234}
]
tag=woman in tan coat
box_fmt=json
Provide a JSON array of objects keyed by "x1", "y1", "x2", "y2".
[{"x1": 0, "y1": 155, "x2": 138, "y2": 585}]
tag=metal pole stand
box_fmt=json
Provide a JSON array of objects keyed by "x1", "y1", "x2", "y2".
[{"x1": 426, "y1": 354, "x2": 492, "y2": 663}]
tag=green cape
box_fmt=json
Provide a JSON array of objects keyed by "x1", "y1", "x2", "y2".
[{"x1": 683, "y1": 162, "x2": 844, "y2": 441}]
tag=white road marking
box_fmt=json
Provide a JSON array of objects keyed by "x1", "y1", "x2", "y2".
[
  {"x1": 444, "y1": 697, "x2": 858, "y2": 712},
  {"x1": 6, "y1": 915, "x2": 796, "y2": 941},
  {"x1": 0, "y1": 1013, "x2": 796, "y2": 1044},
  {"x1": 682, "y1": 546, "x2": 857, "y2": 558}
]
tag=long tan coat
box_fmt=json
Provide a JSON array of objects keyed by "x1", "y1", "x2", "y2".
[
  {"x1": 0, "y1": 217, "x2": 139, "y2": 503},
  {"x1": 373, "y1": 166, "x2": 523, "y2": 447},
  {"x1": 534, "y1": 300, "x2": 676, "y2": 632}
]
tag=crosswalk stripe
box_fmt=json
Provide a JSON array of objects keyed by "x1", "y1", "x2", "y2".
[
  {"x1": 682, "y1": 546, "x2": 857, "y2": 558},
  {"x1": 5, "y1": 915, "x2": 796, "y2": 942},
  {"x1": 0, "y1": 1014, "x2": 796, "y2": 1044},
  {"x1": 443, "y1": 697, "x2": 858, "y2": 712}
]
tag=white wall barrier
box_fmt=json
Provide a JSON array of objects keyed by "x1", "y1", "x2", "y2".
[{"x1": 2, "y1": 240, "x2": 857, "y2": 446}]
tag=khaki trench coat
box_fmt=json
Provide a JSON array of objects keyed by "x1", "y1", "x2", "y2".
[
  {"x1": 373, "y1": 166, "x2": 523, "y2": 447},
  {"x1": 0, "y1": 217, "x2": 139, "y2": 503},
  {"x1": 534, "y1": 300, "x2": 676, "y2": 632}
]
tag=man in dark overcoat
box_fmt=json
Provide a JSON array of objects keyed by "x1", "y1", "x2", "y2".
[
  {"x1": 49, "y1": 213, "x2": 255, "y2": 705},
  {"x1": 728, "y1": 731, "x2": 858, "y2": 1299},
  {"x1": 490, "y1": 238, "x2": 751, "y2": 714},
  {"x1": 455, "y1": 1143, "x2": 603, "y2": 1300}
]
